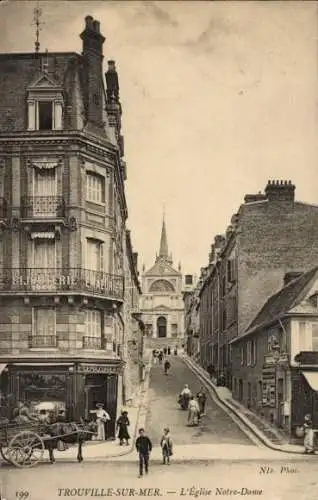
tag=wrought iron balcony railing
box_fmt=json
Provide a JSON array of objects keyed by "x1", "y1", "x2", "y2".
[
  {"x1": 28, "y1": 335, "x2": 57, "y2": 348},
  {"x1": 0, "y1": 268, "x2": 124, "y2": 300},
  {"x1": 82, "y1": 336, "x2": 104, "y2": 349},
  {"x1": 21, "y1": 196, "x2": 65, "y2": 218},
  {"x1": 0, "y1": 198, "x2": 7, "y2": 219}
]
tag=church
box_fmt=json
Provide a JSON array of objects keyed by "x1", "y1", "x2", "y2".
[{"x1": 140, "y1": 217, "x2": 185, "y2": 350}]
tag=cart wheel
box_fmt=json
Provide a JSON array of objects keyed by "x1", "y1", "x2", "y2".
[
  {"x1": 0, "y1": 446, "x2": 13, "y2": 464},
  {"x1": 8, "y1": 431, "x2": 44, "y2": 468}
]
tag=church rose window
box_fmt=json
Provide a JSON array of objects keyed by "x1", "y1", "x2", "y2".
[{"x1": 149, "y1": 279, "x2": 175, "y2": 293}]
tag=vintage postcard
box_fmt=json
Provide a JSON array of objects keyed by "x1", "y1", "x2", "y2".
[{"x1": 0, "y1": 0, "x2": 318, "y2": 499}]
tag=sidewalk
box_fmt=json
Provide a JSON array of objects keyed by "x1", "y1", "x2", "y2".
[{"x1": 182, "y1": 355, "x2": 306, "y2": 455}]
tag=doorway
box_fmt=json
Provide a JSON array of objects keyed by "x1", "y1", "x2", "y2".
[{"x1": 157, "y1": 316, "x2": 167, "y2": 338}]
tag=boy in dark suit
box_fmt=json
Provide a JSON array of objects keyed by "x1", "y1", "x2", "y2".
[{"x1": 135, "y1": 428, "x2": 152, "y2": 477}]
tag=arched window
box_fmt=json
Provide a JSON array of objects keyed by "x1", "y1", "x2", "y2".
[
  {"x1": 157, "y1": 316, "x2": 167, "y2": 338},
  {"x1": 149, "y1": 279, "x2": 175, "y2": 293}
]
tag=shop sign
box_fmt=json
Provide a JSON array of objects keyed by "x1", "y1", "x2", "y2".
[{"x1": 78, "y1": 364, "x2": 122, "y2": 375}]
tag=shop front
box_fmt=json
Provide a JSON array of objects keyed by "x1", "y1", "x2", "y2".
[{"x1": 6, "y1": 360, "x2": 124, "y2": 438}]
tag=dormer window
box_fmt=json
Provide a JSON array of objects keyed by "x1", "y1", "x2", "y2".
[
  {"x1": 38, "y1": 101, "x2": 53, "y2": 130},
  {"x1": 27, "y1": 73, "x2": 64, "y2": 131}
]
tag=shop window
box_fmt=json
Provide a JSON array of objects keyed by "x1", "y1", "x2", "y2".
[{"x1": 86, "y1": 172, "x2": 105, "y2": 204}]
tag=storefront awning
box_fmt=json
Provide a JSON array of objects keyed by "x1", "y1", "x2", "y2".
[
  {"x1": 301, "y1": 371, "x2": 318, "y2": 391},
  {"x1": 0, "y1": 364, "x2": 7, "y2": 374}
]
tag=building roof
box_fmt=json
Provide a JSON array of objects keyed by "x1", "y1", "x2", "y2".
[{"x1": 232, "y1": 266, "x2": 318, "y2": 343}]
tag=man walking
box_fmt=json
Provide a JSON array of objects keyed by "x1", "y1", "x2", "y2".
[{"x1": 135, "y1": 428, "x2": 152, "y2": 477}]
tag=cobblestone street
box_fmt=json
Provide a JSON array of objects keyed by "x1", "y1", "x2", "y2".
[{"x1": 145, "y1": 357, "x2": 253, "y2": 447}]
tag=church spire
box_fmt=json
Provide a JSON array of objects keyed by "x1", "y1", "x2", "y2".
[{"x1": 156, "y1": 212, "x2": 172, "y2": 264}]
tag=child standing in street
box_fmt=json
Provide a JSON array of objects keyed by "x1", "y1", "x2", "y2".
[
  {"x1": 135, "y1": 428, "x2": 152, "y2": 477},
  {"x1": 160, "y1": 427, "x2": 173, "y2": 465}
]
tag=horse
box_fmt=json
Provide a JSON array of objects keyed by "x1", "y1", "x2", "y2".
[{"x1": 43, "y1": 419, "x2": 98, "y2": 464}]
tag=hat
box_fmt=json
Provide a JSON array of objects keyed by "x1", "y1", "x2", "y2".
[{"x1": 96, "y1": 403, "x2": 104, "y2": 408}]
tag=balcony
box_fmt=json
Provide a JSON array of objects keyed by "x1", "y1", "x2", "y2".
[
  {"x1": 21, "y1": 196, "x2": 65, "y2": 220},
  {"x1": 28, "y1": 335, "x2": 57, "y2": 348},
  {"x1": 0, "y1": 268, "x2": 124, "y2": 300},
  {"x1": 82, "y1": 336, "x2": 104, "y2": 349}
]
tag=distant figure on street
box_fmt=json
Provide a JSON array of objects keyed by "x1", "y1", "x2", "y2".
[
  {"x1": 167, "y1": 346, "x2": 171, "y2": 355},
  {"x1": 160, "y1": 427, "x2": 173, "y2": 465},
  {"x1": 178, "y1": 384, "x2": 191, "y2": 410},
  {"x1": 116, "y1": 410, "x2": 130, "y2": 446},
  {"x1": 163, "y1": 347, "x2": 167, "y2": 356},
  {"x1": 152, "y1": 349, "x2": 156, "y2": 363},
  {"x1": 187, "y1": 397, "x2": 200, "y2": 426},
  {"x1": 303, "y1": 414, "x2": 315, "y2": 454},
  {"x1": 174, "y1": 346, "x2": 178, "y2": 356},
  {"x1": 158, "y1": 351, "x2": 163, "y2": 364},
  {"x1": 196, "y1": 387, "x2": 207, "y2": 416},
  {"x1": 217, "y1": 372, "x2": 226, "y2": 387},
  {"x1": 164, "y1": 359, "x2": 171, "y2": 375},
  {"x1": 207, "y1": 364, "x2": 216, "y2": 380},
  {"x1": 136, "y1": 428, "x2": 152, "y2": 477}
]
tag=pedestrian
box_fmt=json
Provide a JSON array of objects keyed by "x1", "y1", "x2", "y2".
[
  {"x1": 93, "y1": 403, "x2": 111, "y2": 441},
  {"x1": 206, "y1": 364, "x2": 215, "y2": 380},
  {"x1": 163, "y1": 347, "x2": 167, "y2": 356},
  {"x1": 158, "y1": 351, "x2": 163, "y2": 364},
  {"x1": 196, "y1": 387, "x2": 207, "y2": 416},
  {"x1": 135, "y1": 428, "x2": 152, "y2": 477},
  {"x1": 187, "y1": 396, "x2": 200, "y2": 426},
  {"x1": 167, "y1": 346, "x2": 171, "y2": 355},
  {"x1": 116, "y1": 410, "x2": 130, "y2": 446},
  {"x1": 164, "y1": 359, "x2": 171, "y2": 375},
  {"x1": 174, "y1": 346, "x2": 178, "y2": 356},
  {"x1": 303, "y1": 414, "x2": 315, "y2": 454},
  {"x1": 160, "y1": 427, "x2": 173, "y2": 465}
]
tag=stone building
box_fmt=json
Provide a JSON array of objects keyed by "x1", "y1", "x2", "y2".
[
  {"x1": 140, "y1": 217, "x2": 185, "y2": 350},
  {"x1": 198, "y1": 180, "x2": 318, "y2": 389},
  {"x1": 183, "y1": 274, "x2": 201, "y2": 362},
  {"x1": 230, "y1": 267, "x2": 318, "y2": 439},
  {"x1": 122, "y1": 230, "x2": 144, "y2": 405},
  {"x1": 0, "y1": 16, "x2": 140, "y2": 435}
]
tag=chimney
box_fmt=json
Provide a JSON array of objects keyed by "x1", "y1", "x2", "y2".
[
  {"x1": 265, "y1": 180, "x2": 295, "y2": 203},
  {"x1": 283, "y1": 271, "x2": 303, "y2": 287},
  {"x1": 80, "y1": 16, "x2": 105, "y2": 128},
  {"x1": 105, "y1": 60, "x2": 123, "y2": 151},
  {"x1": 244, "y1": 193, "x2": 267, "y2": 203}
]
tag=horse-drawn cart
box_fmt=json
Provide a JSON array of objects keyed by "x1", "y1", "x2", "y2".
[
  {"x1": 0, "y1": 419, "x2": 97, "y2": 468},
  {"x1": 0, "y1": 421, "x2": 46, "y2": 467}
]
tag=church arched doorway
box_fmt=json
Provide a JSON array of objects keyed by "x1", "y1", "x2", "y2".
[{"x1": 157, "y1": 316, "x2": 167, "y2": 338}]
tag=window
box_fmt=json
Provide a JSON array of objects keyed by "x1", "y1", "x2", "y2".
[
  {"x1": 33, "y1": 239, "x2": 56, "y2": 268},
  {"x1": 32, "y1": 307, "x2": 56, "y2": 347},
  {"x1": 227, "y1": 259, "x2": 236, "y2": 284},
  {"x1": 85, "y1": 310, "x2": 102, "y2": 338},
  {"x1": 34, "y1": 168, "x2": 56, "y2": 196},
  {"x1": 86, "y1": 238, "x2": 104, "y2": 271},
  {"x1": 240, "y1": 345, "x2": 245, "y2": 366},
  {"x1": 247, "y1": 340, "x2": 257, "y2": 366},
  {"x1": 86, "y1": 172, "x2": 105, "y2": 204},
  {"x1": 312, "y1": 323, "x2": 318, "y2": 351},
  {"x1": 38, "y1": 101, "x2": 53, "y2": 130}
]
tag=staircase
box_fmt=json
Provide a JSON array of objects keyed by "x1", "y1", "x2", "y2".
[{"x1": 144, "y1": 337, "x2": 183, "y2": 350}]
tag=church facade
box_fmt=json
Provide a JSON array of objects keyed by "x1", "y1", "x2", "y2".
[{"x1": 140, "y1": 218, "x2": 185, "y2": 349}]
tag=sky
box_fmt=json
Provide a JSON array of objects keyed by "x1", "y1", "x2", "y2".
[{"x1": 0, "y1": 0, "x2": 318, "y2": 275}]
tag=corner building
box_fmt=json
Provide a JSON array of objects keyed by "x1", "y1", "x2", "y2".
[{"x1": 0, "y1": 17, "x2": 134, "y2": 434}]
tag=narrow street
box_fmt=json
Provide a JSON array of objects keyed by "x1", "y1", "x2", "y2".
[{"x1": 145, "y1": 356, "x2": 254, "y2": 447}]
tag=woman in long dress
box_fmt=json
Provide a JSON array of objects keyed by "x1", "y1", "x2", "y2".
[
  {"x1": 304, "y1": 414, "x2": 315, "y2": 454},
  {"x1": 116, "y1": 411, "x2": 130, "y2": 445},
  {"x1": 93, "y1": 403, "x2": 110, "y2": 441},
  {"x1": 187, "y1": 397, "x2": 200, "y2": 426}
]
